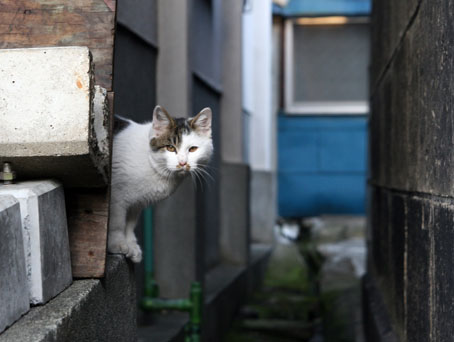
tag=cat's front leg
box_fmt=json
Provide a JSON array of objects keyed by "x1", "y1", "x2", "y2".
[
  {"x1": 108, "y1": 203, "x2": 129, "y2": 255},
  {"x1": 125, "y1": 206, "x2": 143, "y2": 263}
]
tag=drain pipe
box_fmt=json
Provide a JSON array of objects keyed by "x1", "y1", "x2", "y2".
[{"x1": 141, "y1": 207, "x2": 203, "y2": 342}]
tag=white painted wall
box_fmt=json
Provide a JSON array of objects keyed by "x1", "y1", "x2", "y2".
[{"x1": 242, "y1": 0, "x2": 274, "y2": 172}]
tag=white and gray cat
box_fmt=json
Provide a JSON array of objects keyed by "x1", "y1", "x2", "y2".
[{"x1": 108, "y1": 105, "x2": 213, "y2": 262}]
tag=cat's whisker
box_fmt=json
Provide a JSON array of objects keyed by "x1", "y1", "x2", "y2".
[
  {"x1": 192, "y1": 169, "x2": 205, "y2": 191},
  {"x1": 199, "y1": 163, "x2": 219, "y2": 172},
  {"x1": 189, "y1": 172, "x2": 198, "y2": 190},
  {"x1": 195, "y1": 167, "x2": 215, "y2": 183}
]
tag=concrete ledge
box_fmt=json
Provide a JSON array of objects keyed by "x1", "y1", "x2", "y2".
[
  {"x1": 0, "y1": 196, "x2": 29, "y2": 334},
  {"x1": 138, "y1": 314, "x2": 187, "y2": 342},
  {"x1": 0, "y1": 181, "x2": 72, "y2": 305},
  {"x1": 0, "y1": 255, "x2": 136, "y2": 342}
]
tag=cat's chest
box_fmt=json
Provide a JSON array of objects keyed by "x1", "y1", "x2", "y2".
[{"x1": 134, "y1": 173, "x2": 180, "y2": 204}]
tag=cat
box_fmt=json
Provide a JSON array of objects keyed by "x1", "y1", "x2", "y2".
[{"x1": 108, "y1": 105, "x2": 213, "y2": 263}]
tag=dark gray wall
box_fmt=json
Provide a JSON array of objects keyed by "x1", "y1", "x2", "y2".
[
  {"x1": 366, "y1": 0, "x2": 454, "y2": 341},
  {"x1": 192, "y1": 76, "x2": 221, "y2": 270},
  {"x1": 191, "y1": 0, "x2": 222, "y2": 88},
  {"x1": 113, "y1": 25, "x2": 157, "y2": 122}
]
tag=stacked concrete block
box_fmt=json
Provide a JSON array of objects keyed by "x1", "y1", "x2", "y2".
[
  {"x1": 0, "y1": 46, "x2": 110, "y2": 187},
  {"x1": 0, "y1": 195, "x2": 29, "y2": 333},
  {"x1": 0, "y1": 181, "x2": 72, "y2": 305}
]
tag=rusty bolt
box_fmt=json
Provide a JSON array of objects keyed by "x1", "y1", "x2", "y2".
[{"x1": 0, "y1": 162, "x2": 16, "y2": 185}]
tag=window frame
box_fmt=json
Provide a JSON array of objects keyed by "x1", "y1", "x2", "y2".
[{"x1": 284, "y1": 17, "x2": 370, "y2": 115}]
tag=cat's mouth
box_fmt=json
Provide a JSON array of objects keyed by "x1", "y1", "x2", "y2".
[{"x1": 176, "y1": 164, "x2": 191, "y2": 172}]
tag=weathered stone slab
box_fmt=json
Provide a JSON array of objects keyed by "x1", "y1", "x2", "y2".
[
  {"x1": 370, "y1": 0, "x2": 454, "y2": 198},
  {"x1": 0, "y1": 46, "x2": 109, "y2": 187},
  {"x1": 0, "y1": 195, "x2": 29, "y2": 333},
  {"x1": 370, "y1": 0, "x2": 420, "y2": 88},
  {"x1": 0, "y1": 181, "x2": 72, "y2": 305},
  {"x1": 0, "y1": 0, "x2": 117, "y2": 91}
]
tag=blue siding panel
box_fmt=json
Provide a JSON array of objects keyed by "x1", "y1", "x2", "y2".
[
  {"x1": 278, "y1": 115, "x2": 368, "y2": 217},
  {"x1": 319, "y1": 129, "x2": 367, "y2": 172},
  {"x1": 279, "y1": 131, "x2": 319, "y2": 172},
  {"x1": 273, "y1": 0, "x2": 371, "y2": 17}
]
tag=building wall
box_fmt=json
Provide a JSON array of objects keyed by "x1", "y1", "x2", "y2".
[
  {"x1": 243, "y1": 0, "x2": 277, "y2": 243},
  {"x1": 365, "y1": 0, "x2": 454, "y2": 341}
]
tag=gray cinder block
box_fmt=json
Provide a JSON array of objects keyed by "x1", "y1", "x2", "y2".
[
  {"x1": 0, "y1": 47, "x2": 110, "y2": 187},
  {"x1": 0, "y1": 181, "x2": 72, "y2": 305},
  {"x1": 0, "y1": 195, "x2": 29, "y2": 333}
]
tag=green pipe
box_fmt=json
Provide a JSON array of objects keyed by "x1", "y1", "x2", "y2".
[
  {"x1": 142, "y1": 207, "x2": 203, "y2": 341},
  {"x1": 143, "y1": 207, "x2": 159, "y2": 298},
  {"x1": 141, "y1": 282, "x2": 203, "y2": 342}
]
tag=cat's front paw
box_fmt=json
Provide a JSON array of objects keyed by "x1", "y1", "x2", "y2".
[
  {"x1": 108, "y1": 240, "x2": 129, "y2": 255},
  {"x1": 126, "y1": 242, "x2": 142, "y2": 263}
]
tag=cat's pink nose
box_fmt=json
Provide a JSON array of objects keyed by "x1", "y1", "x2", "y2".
[{"x1": 179, "y1": 161, "x2": 187, "y2": 166}]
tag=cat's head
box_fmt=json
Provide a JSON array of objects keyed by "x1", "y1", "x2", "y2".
[{"x1": 149, "y1": 105, "x2": 213, "y2": 177}]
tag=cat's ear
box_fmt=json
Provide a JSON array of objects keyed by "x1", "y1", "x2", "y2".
[
  {"x1": 190, "y1": 107, "x2": 212, "y2": 137},
  {"x1": 152, "y1": 105, "x2": 174, "y2": 136}
]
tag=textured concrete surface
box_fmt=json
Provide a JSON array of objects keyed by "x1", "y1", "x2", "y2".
[
  {"x1": 0, "y1": 46, "x2": 109, "y2": 187},
  {"x1": 250, "y1": 170, "x2": 276, "y2": 243},
  {"x1": 220, "y1": 162, "x2": 250, "y2": 265},
  {"x1": 369, "y1": 0, "x2": 454, "y2": 198},
  {"x1": 0, "y1": 255, "x2": 136, "y2": 342},
  {"x1": 0, "y1": 181, "x2": 72, "y2": 305},
  {"x1": 0, "y1": 196, "x2": 29, "y2": 334},
  {"x1": 366, "y1": 0, "x2": 454, "y2": 341}
]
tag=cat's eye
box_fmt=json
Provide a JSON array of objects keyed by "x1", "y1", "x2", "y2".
[
  {"x1": 166, "y1": 145, "x2": 176, "y2": 152},
  {"x1": 189, "y1": 146, "x2": 198, "y2": 152}
]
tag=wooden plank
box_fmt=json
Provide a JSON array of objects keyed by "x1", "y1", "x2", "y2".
[
  {"x1": 66, "y1": 189, "x2": 109, "y2": 278},
  {"x1": 0, "y1": 0, "x2": 116, "y2": 90},
  {"x1": 66, "y1": 92, "x2": 114, "y2": 278}
]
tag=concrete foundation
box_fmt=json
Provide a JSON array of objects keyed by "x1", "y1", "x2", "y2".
[
  {"x1": 0, "y1": 196, "x2": 29, "y2": 333},
  {"x1": 0, "y1": 47, "x2": 109, "y2": 187},
  {"x1": 0, "y1": 181, "x2": 72, "y2": 305},
  {"x1": 250, "y1": 170, "x2": 276, "y2": 243},
  {"x1": 220, "y1": 162, "x2": 250, "y2": 265},
  {"x1": 0, "y1": 255, "x2": 136, "y2": 342}
]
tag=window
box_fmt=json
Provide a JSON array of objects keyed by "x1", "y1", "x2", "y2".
[{"x1": 284, "y1": 17, "x2": 370, "y2": 114}]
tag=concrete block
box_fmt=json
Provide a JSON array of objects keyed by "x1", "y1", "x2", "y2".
[
  {"x1": 220, "y1": 162, "x2": 250, "y2": 265},
  {"x1": 0, "y1": 195, "x2": 29, "y2": 333},
  {"x1": 0, "y1": 47, "x2": 109, "y2": 187},
  {"x1": 0, "y1": 181, "x2": 72, "y2": 305},
  {"x1": 250, "y1": 170, "x2": 277, "y2": 243},
  {"x1": 0, "y1": 255, "x2": 137, "y2": 342}
]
